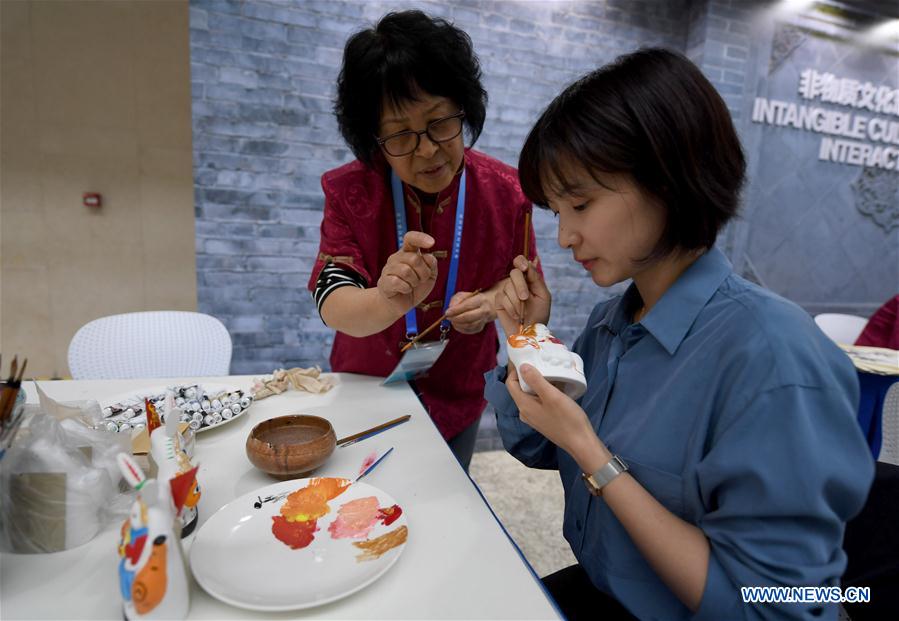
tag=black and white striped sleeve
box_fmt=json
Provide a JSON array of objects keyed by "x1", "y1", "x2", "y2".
[{"x1": 313, "y1": 263, "x2": 368, "y2": 321}]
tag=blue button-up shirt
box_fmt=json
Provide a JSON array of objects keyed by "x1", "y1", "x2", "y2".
[{"x1": 485, "y1": 248, "x2": 874, "y2": 620}]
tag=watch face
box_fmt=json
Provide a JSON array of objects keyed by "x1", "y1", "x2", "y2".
[{"x1": 581, "y1": 473, "x2": 602, "y2": 496}]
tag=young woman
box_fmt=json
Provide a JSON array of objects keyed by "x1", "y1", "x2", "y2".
[
  {"x1": 308, "y1": 10, "x2": 538, "y2": 469},
  {"x1": 486, "y1": 48, "x2": 874, "y2": 620}
]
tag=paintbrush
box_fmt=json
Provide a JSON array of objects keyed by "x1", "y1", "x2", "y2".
[
  {"x1": 0, "y1": 357, "x2": 27, "y2": 449},
  {"x1": 354, "y1": 447, "x2": 394, "y2": 483},
  {"x1": 400, "y1": 288, "x2": 482, "y2": 353},
  {"x1": 0, "y1": 356, "x2": 24, "y2": 423},
  {"x1": 519, "y1": 211, "x2": 531, "y2": 334},
  {"x1": 5, "y1": 359, "x2": 26, "y2": 420},
  {"x1": 5, "y1": 355, "x2": 17, "y2": 385},
  {"x1": 337, "y1": 414, "x2": 411, "y2": 448},
  {"x1": 0, "y1": 356, "x2": 21, "y2": 423}
]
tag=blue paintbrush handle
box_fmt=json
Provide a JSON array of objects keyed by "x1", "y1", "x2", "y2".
[{"x1": 338, "y1": 415, "x2": 410, "y2": 447}]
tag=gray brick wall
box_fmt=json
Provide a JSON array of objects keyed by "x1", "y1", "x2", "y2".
[
  {"x1": 189, "y1": 0, "x2": 897, "y2": 377},
  {"x1": 190, "y1": 0, "x2": 690, "y2": 373},
  {"x1": 694, "y1": 0, "x2": 757, "y2": 123},
  {"x1": 683, "y1": 0, "x2": 762, "y2": 262}
]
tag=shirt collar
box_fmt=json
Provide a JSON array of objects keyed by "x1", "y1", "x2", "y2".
[
  {"x1": 639, "y1": 247, "x2": 733, "y2": 355},
  {"x1": 596, "y1": 287, "x2": 642, "y2": 336}
]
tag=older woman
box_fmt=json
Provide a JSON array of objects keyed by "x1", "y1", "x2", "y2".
[{"x1": 308, "y1": 10, "x2": 539, "y2": 469}]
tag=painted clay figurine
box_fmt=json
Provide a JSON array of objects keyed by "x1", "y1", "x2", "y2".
[
  {"x1": 117, "y1": 453, "x2": 197, "y2": 621},
  {"x1": 147, "y1": 395, "x2": 201, "y2": 536},
  {"x1": 507, "y1": 323, "x2": 587, "y2": 400}
]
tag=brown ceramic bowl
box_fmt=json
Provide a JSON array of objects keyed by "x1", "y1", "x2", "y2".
[{"x1": 246, "y1": 415, "x2": 336, "y2": 479}]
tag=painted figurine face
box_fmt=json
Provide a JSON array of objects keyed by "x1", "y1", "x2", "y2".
[
  {"x1": 508, "y1": 323, "x2": 566, "y2": 351},
  {"x1": 377, "y1": 93, "x2": 465, "y2": 195},
  {"x1": 507, "y1": 323, "x2": 586, "y2": 399},
  {"x1": 546, "y1": 166, "x2": 667, "y2": 288}
]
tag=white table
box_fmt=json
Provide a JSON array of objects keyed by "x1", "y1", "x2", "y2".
[{"x1": 1, "y1": 374, "x2": 561, "y2": 620}]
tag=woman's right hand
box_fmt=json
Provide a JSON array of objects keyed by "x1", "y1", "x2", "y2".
[
  {"x1": 495, "y1": 254, "x2": 551, "y2": 336},
  {"x1": 377, "y1": 231, "x2": 439, "y2": 317}
]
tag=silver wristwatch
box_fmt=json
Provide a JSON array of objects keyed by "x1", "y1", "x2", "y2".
[{"x1": 582, "y1": 455, "x2": 628, "y2": 496}]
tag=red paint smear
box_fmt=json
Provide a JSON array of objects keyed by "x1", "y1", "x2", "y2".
[
  {"x1": 271, "y1": 515, "x2": 318, "y2": 549},
  {"x1": 125, "y1": 533, "x2": 147, "y2": 564},
  {"x1": 123, "y1": 459, "x2": 143, "y2": 486},
  {"x1": 169, "y1": 465, "x2": 198, "y2": 514},
  {"x1": 378, "y1": 504, "x2": 403, "y2": 526}
]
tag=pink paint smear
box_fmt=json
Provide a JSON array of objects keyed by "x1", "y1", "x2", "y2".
[{"x1": 328, "y1": 497, "x2": 380, "y2": 539}]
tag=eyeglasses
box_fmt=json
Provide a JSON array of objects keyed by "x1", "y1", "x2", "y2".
[{"x1": 376, "y1": 111, "x2": 465, "y2": 157}]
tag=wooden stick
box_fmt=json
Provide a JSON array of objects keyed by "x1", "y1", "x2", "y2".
[
  {"x1": 14, "y1": 358, "x2": 26, "y2": 384},
  {"x1": 523, "y1": 211, "x2": 531, "y2": 263},
  {"x1": 400, "y1": 288, "x2": 482, "y2": 353},
  {"x1": 5, "y1": 355, "x2": 17, "y2": 384},
  {"x1": 519, "y1": 211, "x2": 531, "y2": 333},
  {"x1": 337, "y1": 415, "x2": 411, "y2": 447}
]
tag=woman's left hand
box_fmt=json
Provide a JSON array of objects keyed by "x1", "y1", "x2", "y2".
[
  {"x1": 506, "y1": 363, "x2": 608, "y2": 468},
  {"x1": 445, "y1": 290, "x2": 496, "y2": 334}
]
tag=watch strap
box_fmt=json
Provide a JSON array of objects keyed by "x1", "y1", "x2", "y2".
[{"x1": 582, "y1": 455, "x2": 628, "y2": 496}]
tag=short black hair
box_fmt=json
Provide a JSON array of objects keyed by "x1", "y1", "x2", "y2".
[
  {"x1": 519, "y1": 48, "x2": 746, "y2": 256},
  {"x1": 334, "y1": 10, "x2": 488, "y2": 167}
]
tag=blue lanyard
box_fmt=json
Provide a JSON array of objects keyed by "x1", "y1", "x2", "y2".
[{"x1": 390, "y1": 169, "x2": 466, "y2": 339}]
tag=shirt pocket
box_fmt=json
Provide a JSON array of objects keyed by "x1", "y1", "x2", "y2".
[
  {"x1": 622, "y1": 456, "x2": 686, "y2": 518},
  {"x1": 596, "y1": 456, "x2": 687, "y2": 581}
]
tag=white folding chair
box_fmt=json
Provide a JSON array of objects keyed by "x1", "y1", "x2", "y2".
[
  {"x1": 878, "y1": 382, "x2": 899, "y2": 466},
  {"x1": 814, "y1": 313, "x2": 868, "y2": 345},
  {"x1": 68, "y1": 311, "x2": 232, "y2": 379}
]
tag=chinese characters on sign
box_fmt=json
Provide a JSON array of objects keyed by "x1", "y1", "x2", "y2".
[
  {"x1": 752, "y1": 68, "x2": 899, "y2": 171},
  {"x1": 798, "y1": 69, "x2": 898, "y2": 112}
]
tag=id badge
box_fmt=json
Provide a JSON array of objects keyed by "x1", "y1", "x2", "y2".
[{"x1": 382, "y1": 340, "x2": 449, "y2": 385}]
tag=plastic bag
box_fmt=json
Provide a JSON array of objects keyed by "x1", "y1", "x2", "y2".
[{"x1": 0, "y1": 405, "x2": 131, "y2": 553}]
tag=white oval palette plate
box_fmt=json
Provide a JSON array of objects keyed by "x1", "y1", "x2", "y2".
[
  {"x1": 100, "y1": 383, "x2": 251, "y2": 433},
  {"x1": 190, "y1": 477, "x2": 408, "y2": 611}
]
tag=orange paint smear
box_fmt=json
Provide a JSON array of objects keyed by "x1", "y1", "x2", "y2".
[
  {"x1": 353, "y1": 525, "x2": 408, "y2": 562},
  {"x1": 280, "y1": 477, "x2": 351, "y2": 522},
  {"x1": 508, "y1": 324, "x2": 539, "y2": 349},
  {"x1": 271, "y1": 515, "x2": 318, "y2": 549},
  {"x1": 133, "y1": 537, "x2": 168, "y2": 614},
  {"x1": 273, "y1": 478, "x2": 351, "y2": 549},
  {"x1": 378, "y1": 504, "x2": 403, "y2": 526},
  {"x1": 328, "y1": 497, "x2": 380, "y2": 539},
  {"x1": 145, "y1": 399, "x2": 161, "y2": 433}
]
